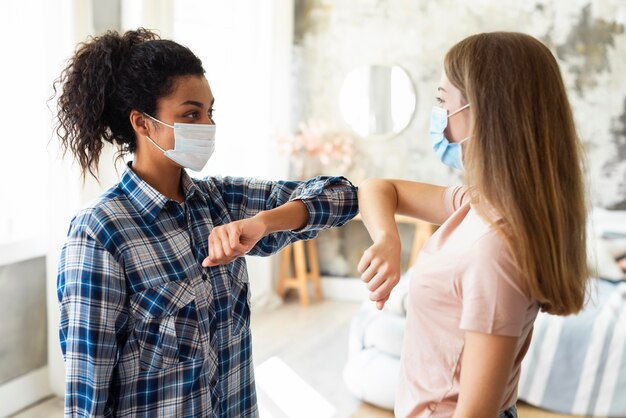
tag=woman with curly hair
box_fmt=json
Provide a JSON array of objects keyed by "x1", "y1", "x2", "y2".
[
  {"x1": 54, "y1": 28, "x2": 357, "y2": 417},
  {"x1": 357, "y1": 32, "x2": 589, "y2": 418}
]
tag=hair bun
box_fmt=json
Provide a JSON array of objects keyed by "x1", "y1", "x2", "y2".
[
  {"x1": 114, "y1": 28, "x2": 160, "y2": 66},
  {"x1": 89, "y1": 28, "x2": 159, "y2": 74}
]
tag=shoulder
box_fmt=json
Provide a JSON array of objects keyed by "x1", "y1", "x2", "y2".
[
  {"x1": 458, "y1": 216, "x2": 533, "y2": 301},
  {"x1": 462, "y1": 209, "x2": 513, "y2": 268},
  {"x1": 67, "y1": 184, "x2": 129, "y2": 247}
]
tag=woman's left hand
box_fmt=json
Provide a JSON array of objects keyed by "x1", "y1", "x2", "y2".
[{"x1": 202, "y1": 217, "x2": 267, "y2": 267}]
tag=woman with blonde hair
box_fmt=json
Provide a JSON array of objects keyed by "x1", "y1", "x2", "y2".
[{"x1": 357, "y1": 32, "x2": 588, "y2": 417}]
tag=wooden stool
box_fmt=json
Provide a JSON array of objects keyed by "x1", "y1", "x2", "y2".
[{"x1": 276, "y1": 240, "x2": 321, "y2": 306}]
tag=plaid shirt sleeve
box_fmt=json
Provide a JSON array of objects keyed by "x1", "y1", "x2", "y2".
[
  {"x1": 208, "y1": 175, "x2": 359, "y2": 256},
  {"x1": 57, "y1": 214, "x2": 128, "y2": 418}
]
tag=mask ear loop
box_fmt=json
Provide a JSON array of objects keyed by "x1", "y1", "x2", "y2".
[
  {"x1": 144, "y1": 112, "x2": 175, "y2": 128},
  {"x1": 145, "y1": 135, "x2": 167, "y2": 153},
  {"x1": 449, "y1": 104, "x2": 472, "y2": 143},
  {"x1": 448, "y1": 103, "x2": 471, "y2": 118},
  {"x1": 142, "y1": 113, "x2": 172, "y2": 153}
]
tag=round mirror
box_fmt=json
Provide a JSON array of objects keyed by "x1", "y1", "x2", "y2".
[{"x1": 339, "y1": 65, "x2": 416, "y2": 139}]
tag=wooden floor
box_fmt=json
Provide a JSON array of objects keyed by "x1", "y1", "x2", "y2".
[{"x1": 12, "y1": 298, "x2": 578, "y2": 418}]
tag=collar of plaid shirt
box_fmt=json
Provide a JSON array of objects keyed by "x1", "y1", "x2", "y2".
[{"x1": 119, "y1": 162, "x2": 208, "y2": 223}]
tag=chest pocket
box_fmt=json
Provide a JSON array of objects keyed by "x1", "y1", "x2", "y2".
[
  {"x1": 227, "y1": 257, "x2": 250, "y2": 335},
  {"x1": 130, "y1": 279, "x2": 201, "y2": 371}
]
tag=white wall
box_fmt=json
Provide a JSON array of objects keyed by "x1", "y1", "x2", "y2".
[{"x1": 294, "y1": 0, "x2": 626, "y2": 208}]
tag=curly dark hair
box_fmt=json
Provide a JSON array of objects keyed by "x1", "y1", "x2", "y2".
[{"x1": 53, "y1": 28, "x2": 205, "y2": 179}]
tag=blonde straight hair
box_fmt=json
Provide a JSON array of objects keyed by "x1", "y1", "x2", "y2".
[{"x1": 444, "y1": 32, "x2": 589, "y2": 315}]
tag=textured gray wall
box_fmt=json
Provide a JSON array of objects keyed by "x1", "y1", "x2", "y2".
[
  {"x1": 0, "y1": 257, "x2": 47, "y2": 384},
  {"x1": 293, "y1": 0, "x2": 626, "y2": 209}
]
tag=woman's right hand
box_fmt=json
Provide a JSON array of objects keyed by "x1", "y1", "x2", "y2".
[{"x1": 357, "y1": 234, "x2": 402, "y2": 310}]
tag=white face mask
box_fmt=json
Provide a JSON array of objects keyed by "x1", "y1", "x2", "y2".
[{"x1": 144, "y1": 113, "x2": 216, "y2": 172}]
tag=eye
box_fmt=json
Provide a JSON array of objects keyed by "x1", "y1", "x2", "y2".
[
  {"x1": 207, "y1": 108, "x2": 216, "y2": 119},
  {"x1": 435, "y1": 97, "x2": 445, "y2": 105},
  {"x1": 184, "y1": 111, "x2": 199, "y2": 120}
]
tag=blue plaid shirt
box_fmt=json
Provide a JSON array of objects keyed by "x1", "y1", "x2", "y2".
[{"x1": 57, "y1": 164, "x2": 358, "y2": 417}]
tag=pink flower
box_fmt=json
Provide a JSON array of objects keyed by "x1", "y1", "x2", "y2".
[{"x1": 275, "y1": 119, "x2": 356, "y2": 174}]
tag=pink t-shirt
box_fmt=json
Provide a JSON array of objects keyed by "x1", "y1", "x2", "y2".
[{"x1": 395, "y1": 186, "x2": 540, "y2": 418}]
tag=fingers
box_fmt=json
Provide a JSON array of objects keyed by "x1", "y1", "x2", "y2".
[
  {"x1": 362, "y1": 262, "x2": 399, "y2": 303},
  {"x1": 204, "y1": 230, "x2": 221, "y2": 267},
  {"x1": 228, "y1": 226, "x2": 239, "y2": 249},
  {"x1": 359, "y1": 244, "x2": 401, "y2": 310},
  {"x1": 358, "y1": 254, "x2": 400, "y2": 310},
  {"x1": 219, "y1": 228, "x2": 236, "y2": 259},
  {"x1": 357, "y1": 250, "x2": 372, "y2": 274},
  {"x1": 201, "y1": 256, "x2": 215, "y2": 267},
  {"x1": 360, "y1": 260, "x2": 379, "y2": 283},
  {"x1": 202, "y1": 224, "x2": 248, "y2": 267},
  {"x1": 375, "y1": 296, "x2": 390, "y2": 311},
  {"x1": 225, "y1": 226, "x2": 251, "y2": 258},
  {"x1": 202, "y1": 230, "x2": 223, "y2": 267},
  {"x1": 365, "y1": 269, "x2": 386, "y2": 292},
  {"x1": 225, "y1": 226, "x2": 249, "y2": 255},
  {"x1": 361, "y1": 260, "x2": 392, "y2": 294},
  {"x1": 368, "y1": 279, "x2": 393, "y2": 301}
]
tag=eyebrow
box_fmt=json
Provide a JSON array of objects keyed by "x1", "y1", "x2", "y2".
[
  {"x1": 437, "y1": 87, "x2": 447, "y2": 92},
  {"x1": 180, "y1": 98, "x2": 215, "y2": 108}
]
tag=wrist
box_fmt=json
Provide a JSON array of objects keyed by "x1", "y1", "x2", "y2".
[
  {"x1": 372, "y1": 229, "x2": 401, "y2": 246},
  {"x1": 251, "y1": 212, "x2": 271, "y2": 236}
]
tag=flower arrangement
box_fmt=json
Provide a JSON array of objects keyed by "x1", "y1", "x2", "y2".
[{"x1": 276, "y1": 119, "x2": 356, "y2": 180}]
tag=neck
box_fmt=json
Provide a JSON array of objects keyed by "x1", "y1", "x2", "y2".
[{"x1": 131, "y1": 156, "x2": 185, "y2": 203}]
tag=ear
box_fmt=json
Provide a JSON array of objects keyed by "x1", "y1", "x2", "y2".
[{"x1": 129, "y1": 110, "x2": 151, "y2": 138}]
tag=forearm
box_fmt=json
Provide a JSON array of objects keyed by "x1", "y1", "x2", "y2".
[
  {"x1": 358, "y1": 179, "x2": 401, "y2": 243},
  {"x1": 217, "y1": 177, "x2": 357, "y2": 259},
  {"x1": 254, "y1": 200, "x2": 309, "y2": 234}
]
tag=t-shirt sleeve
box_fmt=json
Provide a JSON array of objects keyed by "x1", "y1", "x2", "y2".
[
  {"x1": 455, "y1": 238, "x2": 533, "y2": 337},
  {"x1": 442, "y1": 186, "x2": 470, "y2": 217}
]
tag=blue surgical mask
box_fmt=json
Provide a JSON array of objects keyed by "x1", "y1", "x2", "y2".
[
  {"x1": 430, "y1": 103, "x2": 471, "y2": 170},
  {"x1": 144, "y1": 113, "x2": 216, "y2": 172}
]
